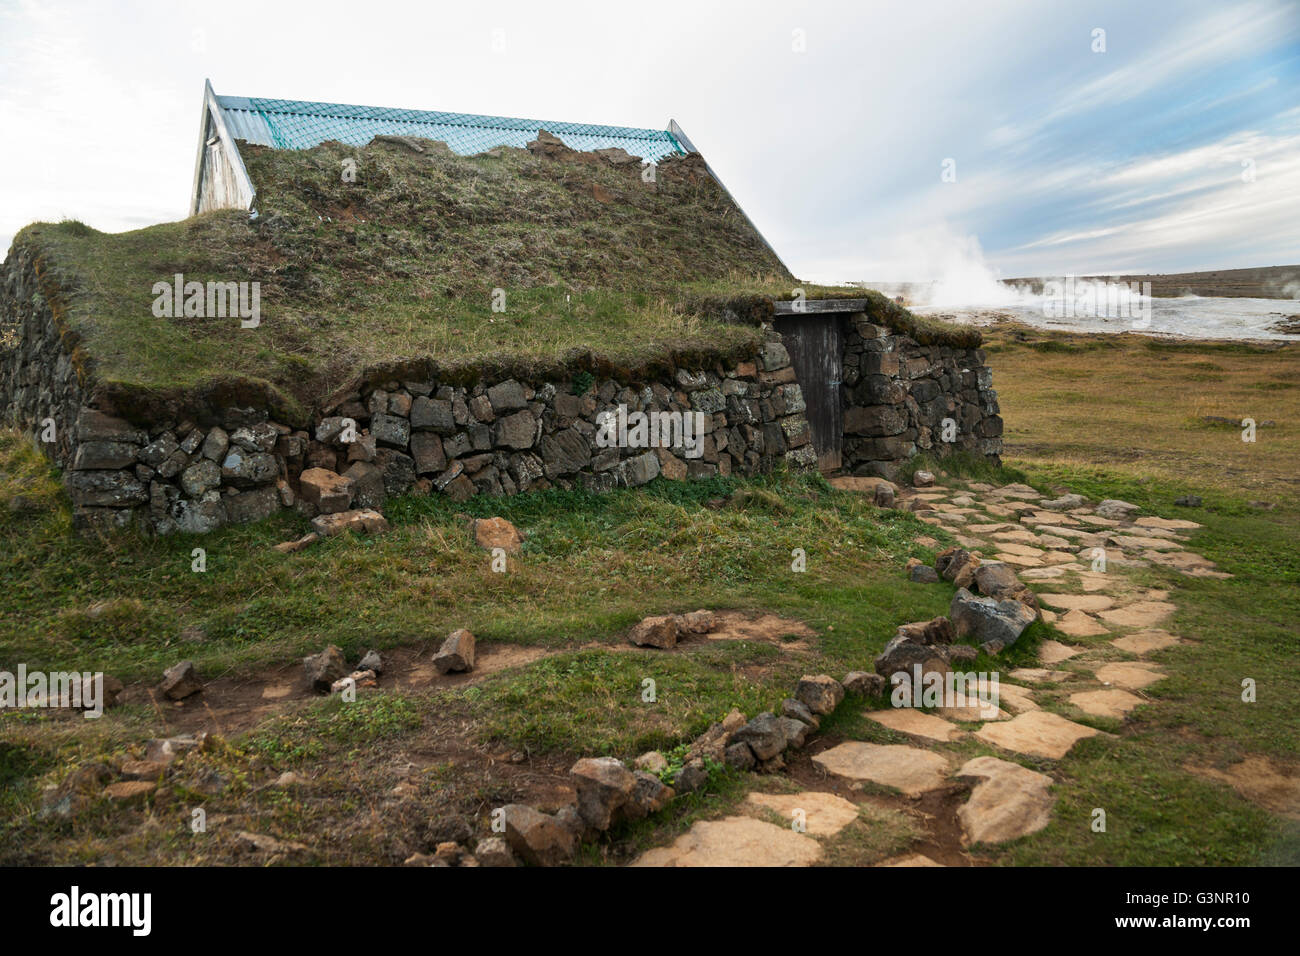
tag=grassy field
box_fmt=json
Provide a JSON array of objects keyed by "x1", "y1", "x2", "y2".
[{"x1": 1, "y1": 323, "x2": 1297, "y2": 866}]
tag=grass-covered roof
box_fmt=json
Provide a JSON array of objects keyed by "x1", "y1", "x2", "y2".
[{"x1": 9, "y1": 135, "x2": 978, "y2": 423}]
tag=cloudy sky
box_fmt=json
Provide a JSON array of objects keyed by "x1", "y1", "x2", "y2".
[{"x1": 1, "y1": 0, "x2": 1297, "y2": 284}]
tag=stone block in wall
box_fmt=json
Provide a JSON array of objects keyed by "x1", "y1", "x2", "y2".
[
  {"x1": 845, "y1": 405, "x2": 907, "y2": 437},
  {"x1": 230, "y1": 423, "x2": 278, "y2": 453},
  {"x1": 487, "y1": 379, "x2": 527, "y2": 412},
  {"x1": 758, "y1": 341, "x2": 791, "y2": 371},
  {"x1": 173, "y1": 492, "x2": 226, "y2": 534},
  {"x1": 781, "y1": 416, "x2": 811, "y2": 448},
  {"x1": 617, "y1": 451, "x2": 660, "y2": 487},
  {"x1": 180, "y1": 459, "x2": 221, "y2": 497},
  {"x1": 410, "y1": 396, "x2": 454, "y2": 433},
  {"x1": 221, "y1": 448, "x2": 278, "y2": 487},
  {"x1": 786, "y1": 446, "x2": 817, "y2": 470},
  {"x1": 76, "y1": 408, "x2": 146, "y2": 445},
  {"x1": 66, "y1": 471, "x2": 148, "y2": 508},
  {"x1": 495, "y1": 409, "x2": 537, "y2": 450},
  {"x1": 375, "y1": 448, "x2": 416, "y2": 496},
  {"x1": 371, "y1": 413, "x2": 410, "y2": 449},
  {"x1": 72, "y1": 441, "x2": 138, "y2": 471},
  {"x1": 410, "y1": 432, "x2": 447, "y2": 475},
  {"x1": 538, "y1": 428, "x2": 591, "y2": 478},
  {"x1": 225, "y1": 485, "x2": 282, "y2": 524},
  {"x1": 343, "y1": 461, "x2": 385, "y2": 509}
]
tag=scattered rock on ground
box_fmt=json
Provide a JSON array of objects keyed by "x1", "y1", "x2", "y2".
[
  {"x1": 160, "y1": 660, "x2": 202, "y2": 700},
  {"x1": 433, "y1": 629, "x2": 476, "y2": 673},
  {"x1": 627, "y1": 614, "x2": 679, "y2": 649},
  {"x1": 303, "y1": 645, "x2": 348, "y2": 692}
]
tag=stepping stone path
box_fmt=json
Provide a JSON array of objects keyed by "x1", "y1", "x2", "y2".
[
  {"x1": 631, "y1": 477, "x2": 1217, "y2": 866},
  {"x1": 956, "y1": 756, "x2": 1056, "y2": 845},
  {"x1": 1091, "y1": 661, "x2": 1166, "y2": 691},
  {"x1": 1069, "y1": 688, "x2": 1144, "y2": 719},
  {"x1": 813, "y1": 742, "x2": 950, "y2": 796},
  {"x1": 867, "y1": 708, "x2": 963, "y2": 742},
  {"x1": 631, "y1": 816, "x2": 822, "y2": 867},
  {"x1": 1111, "y1": 629, "x2": 1180, "y2": 655},
  {"x1": 975, "y1": 711, "x2": 1100, "y2": 759},
  {"x1": 742, "y1": 791, "x2": 861, "y2": 836}
]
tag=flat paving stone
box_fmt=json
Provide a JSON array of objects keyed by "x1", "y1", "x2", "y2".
[
  {"x1": 630, "y1": 816, "x2": 821, "y2": 867},
  {"x1": 1092, "y1": 661, "x2": 1166, "y2": 690},
  {"x1": 1069, "y1": 688, "x2": 1144, "y2": 718},
  {"x1": 1134, "y1": 516, "x2": 1201, "y2": 530},
  {"x1": 1055, "y1": 609, "x2": 1110, "y2": 637},
  {"x1": 877, "y1": 853, "x2": 944, "y2": 867},
  {"x1": 997, "y1": 542, "x2": 1047, "y2": 557},
  {"x1": 955, "y1": 756, "x2": 1056, "y2": 845},
  {"x1": 1039, "y1": 639, "x2": 1085, "y2": 664},
  {"x1": 866, "y1": 708, "x2": 964, "y2": 742},
  {"x1": 997, "y1": 552, "x2": 1044, "y2": 567},
  {"x1": 1111, "y1": 629, "x2": 1180, "y2": 655},
  {"x1": 995, "y1": 683, "x2": 1041, "y2": 713},
  {"x1": 1099, "y1": 601, "x2": 1176, "y2": 628},
  {"x1": 1009, "y1": 667, "x2": 1075, "y2": 684},
  {"x1": 1038, "y1": 593, "x2": 1116, "y2": 612},
  {"x1": 812, "y1": 742, "x2": 950, "y2": 796},
  {"x1": 743, "y1": 791, "x2": 861, "y2": 837},
  {"x1": 937, "y1": 699, "x2": 1009, "y2": 722},
  {"x1": 975, "y1": 710, "x2": 1100, "y2": 759}
]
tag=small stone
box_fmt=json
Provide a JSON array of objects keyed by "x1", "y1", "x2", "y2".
[
  {"x1": 160, "y1": 660, "x2": 202, "y2": 700},
  {"x1": 119, "y1": 760, "x2": 167, "y2": 781},
  {"x1": 913, "y1": 470, "x2": 935, "y2": 488},
  {"x1": 781, "y1": 698, "x2": 820, "y2": 727},
  {"x1": 473, "y1": 516, "x2": 524, "y2": 552},
  {"x1": 724, "y1": 742, "x2": 755, "y2": 770},
  {"x1": 909, "y1": 564, "x2": 940, "y2": 583},
  {"x1": 674, "y1": 609, "x2": 716, "y2": 634},
  {"x1": 310, "y1": 508, "x2": 389, "y2": 537},
  {"x1": 571, "y1": 756, "x2": 638, "y2": 831},
  {"x1": 500, "y1": 804, "x2": 577, "y2": 866},
  {"x1": 298, "y1": 467, "x2": 355, "y2": 514},
  {"x1": 103, "y1": 781, "x2": 156, "y2": 802},
  {"x1": 474, "y1": 836, "x2": 516, "y2": 867},
  {"x1": 634, "y1": 751, "x2": 668, "y2": 774},
  {"x1": 627, "y1": 614, "x2": 679, "y2": 649},
  {"x1": 794, "y1": 674, "x2": 845, "y2": 715},
  {"x1": 843, "y1": 671, "x2": 887, "y2": 696},
  {"x1": 358, "y1": 649, "x2": 384, "y2": 674},
  {"x1": 433, "y1": 629, "x2": 476, "y2": 673},
  {"x1": 304, "y1": 645, "x2": 348, "y2": 692}
]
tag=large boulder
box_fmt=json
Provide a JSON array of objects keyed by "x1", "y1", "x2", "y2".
[{"x1": 950, "y1": 588, "x2": 1037, "y2": 652}]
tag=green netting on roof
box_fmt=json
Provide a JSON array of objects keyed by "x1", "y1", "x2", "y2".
[{"x1": 217, "y1": 96, "x2": 687, "y2": 162}]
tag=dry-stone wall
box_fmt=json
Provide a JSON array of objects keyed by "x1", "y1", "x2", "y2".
[
  {"x1": 2, "y1": 248, "x2": 1001, "y2": 533},
  {"x1": 0, "y1": 252, "x2": 817, "y2": 533},
  {"x1": 840, "y1": 315, "x2": 1002, "y2": 479}
]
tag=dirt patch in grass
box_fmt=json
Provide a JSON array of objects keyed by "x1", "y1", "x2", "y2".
[{"x1": 1185, "y1": 757, "x2": 1300, "y2": 819}]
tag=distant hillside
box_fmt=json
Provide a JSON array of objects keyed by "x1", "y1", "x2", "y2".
[{"x1": 1005, "y1": 264, "x2": 1300, "y2": 299}]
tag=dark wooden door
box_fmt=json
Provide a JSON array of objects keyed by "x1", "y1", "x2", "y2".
[{"x1": 775, "y1": 315, "x2": 843, "y2": 472}]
